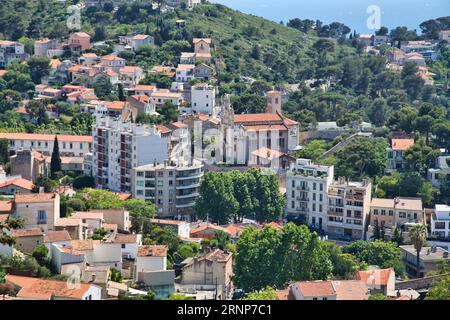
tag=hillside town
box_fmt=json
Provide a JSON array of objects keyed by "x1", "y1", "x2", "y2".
[{"x1": 0, "y1": 1, "x2": 449, "y2": 301}]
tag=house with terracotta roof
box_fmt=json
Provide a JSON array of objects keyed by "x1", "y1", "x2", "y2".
[
  {"x1": 111, "y1": 233, "x2": 142, "y2": 260},
  {"x1": 0, "y1": 40, "x2": 27, "y2": 68},
  {"x1": 0, "y1": 177, "x2": 34, "y2": 195},
  {"x1": 100, "y1": 54, "x2": 126, "y2": 72},
  {"x1": 355, "y1": 268, "x2": 396, "y2": 296},
  {"x1": 386, "y1": 137, "x2": 415, "y2": 172},
  {"x1": 190, "y1": 223, "x2": 232, "y2": 240},
  {"x1": 89, "y1": 208, "x2": 131, "y2": 233},
  {"x1": 127, "y1": 94, "x2": 157, "y2": 115},
  {"x1": 127, "y1": 84, "x2": 156, "y2": 96},
  {"x1": 179, "y1": 249, "x2": 233, "y2": 300},
  {"x1": 176, "y1": 64, "x2": 195, "y2": 83},
  {"x1": 369, "y1": 197, "x2": 424, "y2": 240},
  {"x1": 227, "y1": 109, "x2": 299, "y2": 166},
  {"x1": 0, "y1": 133, "x2": 92, "y2": 157},
  {"x1": 289, "y1": 279, "x2": 369, "y2": 300},
  {"x1": 134, "y1": 245, "x2": 168, "y2": 281},
  {"x1": 5, "y1": 274, "x2": 101, "y2": 300},
  {"x1": 119, "y1": 66, "x2": 145, "y2": 88},
  {"x1": 12, "y1": 193, "x2": 60, "y2": 231},
  {"x1": 70, "y1": 211, "x2": 105, "y2": 231},
  {"x1": 118, "y1": 34, "x2": 154, "y2": 51},
  {"x1": 68, "y1": 32, "x2": 92, "y2": 52},
  {"x1": 54, "y1": 218, "x2": 86, "y2": 240},
  {"x1": 51, "y1": 242, "x2": 86, "y2": 274},
  {"x1": 10, "y1": 228, "x2": 44, "y2": 254},
  {"x1": 151, "y1": 89, "x2": 184, "y2": 109}
]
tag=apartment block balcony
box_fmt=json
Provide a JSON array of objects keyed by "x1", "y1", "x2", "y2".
[
  {"x1": 296, "y1": 207, "x2": 309, "y2": 215},
  {"x1": 296, "y1": 196, "x2": 309, "y2": 202},
  {"x1": 296, "y1": 185, "x2": 310, "y2": 191}
]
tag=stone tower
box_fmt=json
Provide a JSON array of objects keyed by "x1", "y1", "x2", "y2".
[{"x1": 266, "y1": 90, "x2": 282, "y2": 114}]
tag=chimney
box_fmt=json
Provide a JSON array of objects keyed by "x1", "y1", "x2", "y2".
[{"x1": 90, "y1": 274, "x2": 96, "y2": 283}]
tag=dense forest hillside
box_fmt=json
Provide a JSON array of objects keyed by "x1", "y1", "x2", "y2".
[{"x1": 0, "y1": 0, "x2": 449, "y2": 134}]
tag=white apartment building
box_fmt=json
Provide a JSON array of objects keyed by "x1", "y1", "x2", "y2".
[
  {"x1": 176, "y1": 64, "x2": 195, "y2": 82},
  {"x1": 386, "y1": 138, "x2": 414, "y2": 172},
  {"x1": 132, "y1": 160, "x2": 203, "y2": 219},
  {"x1": 327, "y1": 178, "x2": 372, "y2": 240},
  {"x1": 431, "y1": 204, "x2": 450, "y2": 239},
  {"x1": 0, "y1": 40, "x2": 27, "y2": 68},
  {"x1": 286, "y1": 159, "x2": 334, "y2": 231},
  {"x1": 119, "y1": 34, "x2": 154, "y2": 51},
  {"x1": 428, "y1": 156, "x2": 450, "y2": 188},
  {"x1": 92, "y1": 116, "x2": 173, "y2": 193},
  {"x1": 151, "y1": 89, "x2": 183, "y2": 109},
  {"x1": 191, "y1": 83, "x2": 216, "y2": 115},
  {"x1": 0, "y1": 133, "x2": 92, "y2": 157}
]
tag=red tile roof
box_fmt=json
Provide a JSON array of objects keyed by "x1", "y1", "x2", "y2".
[
  {"x1": 5, "y1": 275, "x2": 93, "y2": 299},
  {"x1": 295, "y1": 281, "x2": 336, "y2": 297},
  {"x1": 0, "y1": 178, "x2": 34, "y2": 191},
  {"x1": 391, "y1": 139, "x2": 414, "y2": 151},
  {"x1": 11, "y1": 228, "x2": 44, "y2": 238},
  {"x1": 0, "y1": 200, "x2": 13, "y2": 213},
  {"x1": 44, "y1": 230, "x2": 72, "y2": 243},
  {"x1": 137, "y1": 245, "x2": 168, "y2": 257},
  {"x1": 355, "y1": 268, "x2": 394, "y2": 286},
  {"x1": 14, "y1": 193, "x2": 57, "y2": 204},
  {"x1": 0, "y1": 133, "x2": 92, "y2": 143}
]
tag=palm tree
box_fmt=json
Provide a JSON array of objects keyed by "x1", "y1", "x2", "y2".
[{"x1": 409, "y1": 224, "x2": 428, "y2": 278}]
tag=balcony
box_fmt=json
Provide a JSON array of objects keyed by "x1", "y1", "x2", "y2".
[
  {"x1": 176, "y1": 201, "x2": 196, "y2": 208},
  {"x1": 328, "y1": 210, "x2": 343, "y2": 217},
  {"x1": 176, "y1": 192, "x2": 199, "y2": 199},
  {"x1": 176, "y1": 172, "x2": 203, "y2": 180},
  {"x1": 296, "y1": 185, "x2": 309, "y2": 191},
  {"x1": 296, "y1": 207, "x2": 309, "y2": 214},
  {"x1": 296, "y1": 196, "x2": 309, "y2": 202}
]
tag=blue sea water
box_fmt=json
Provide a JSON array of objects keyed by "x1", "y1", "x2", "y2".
[{"x1": 211, "y1": 0, "x2": 450, "y2": 34}]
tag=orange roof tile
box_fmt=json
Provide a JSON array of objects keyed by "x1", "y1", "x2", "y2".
[
  {"x1": 11, "y1": 228, "x2": 44, "y2": 238},
  {"x1": 44, "y1": 230, "x2": 72, "y2": 243},
  {"x1": 0, "y1": 200, "x2": 13, "y2": 213},
  {"x1": 14, "y1": 193, "x2": 56, "y2": 204},
  {"x1": 0, "y1": 70, "x2": 7, "y2": 77},
  {"x1": 5, "y1": 275, "x2": 93, "y2": 299},
  {"x1": 120, "y1": 66, "x2": 142, "y2": 73},
  {"x1": 137, "y1": 245, "x2": 168, "y2": 257},
  {"x1": 391, "y1": 139, "x2": 414, "y2": 151},
  {"x1": 0, "y1": 178, "x2": 34, "y2": 191},
  {"x1": 355, "y1": 268, "x2": 394, "y2": 286},
  {"x1": 295, "y1": 281, "x2": 336, "y2": 297},
  {"x1": 113, "y1": 233, "x2": 139, "y2": 244},
  {"x1": 0, "y1": 133, "x2": 92, "y2": 143}
]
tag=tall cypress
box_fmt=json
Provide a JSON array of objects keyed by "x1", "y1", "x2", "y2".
[{"x1": 50, "y1": 136, "x2": 62, "y2": 179}]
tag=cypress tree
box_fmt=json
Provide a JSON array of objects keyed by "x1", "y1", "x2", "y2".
[{"x1": 50, "y1": 136, "x2": 62, "y2": 179}]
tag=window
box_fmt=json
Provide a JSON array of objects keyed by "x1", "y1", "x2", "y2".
[
  {"x1": 374, "y1": 209, "x2": 378, "y2": 215},
  {"x1": 389, "y1": 210, "x2": 393, "y2": 216},
  {"x1": 291, "y1": 201, "x2": 295, "y2": 209},
  {"x1": 319, "y1": 183, "x2": 323, "y2": 191},
  {"x1": 399, "y1": 212, "x2": 406, "y2": 218},
  {"x1": 313, "y1": 182, "x2": 317, "y2": 190},
  {"x1": 121, "y1": 244, "x2": 126, "y2": 249},
  {"x1": 381, "y1": 210, "x2": 386, "y2": 216},
  {"x1": 313, "y1": 193, "x2": 316, "y2": 201},
  {"x1": 37, "y1": 210, "x2": 46, "y2": 224}
]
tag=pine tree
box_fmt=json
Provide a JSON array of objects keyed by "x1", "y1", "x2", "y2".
[
  {"x1": 371, "y1": 219, "x2": 381, "y2": 240},
  {"x1": 50, "y1": 136, "x2": 62, "y2": 179}
]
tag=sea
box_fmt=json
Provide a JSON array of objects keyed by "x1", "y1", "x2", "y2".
[{"x1": 211, "y1": 0, "x2": 450, "y2": 34}]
